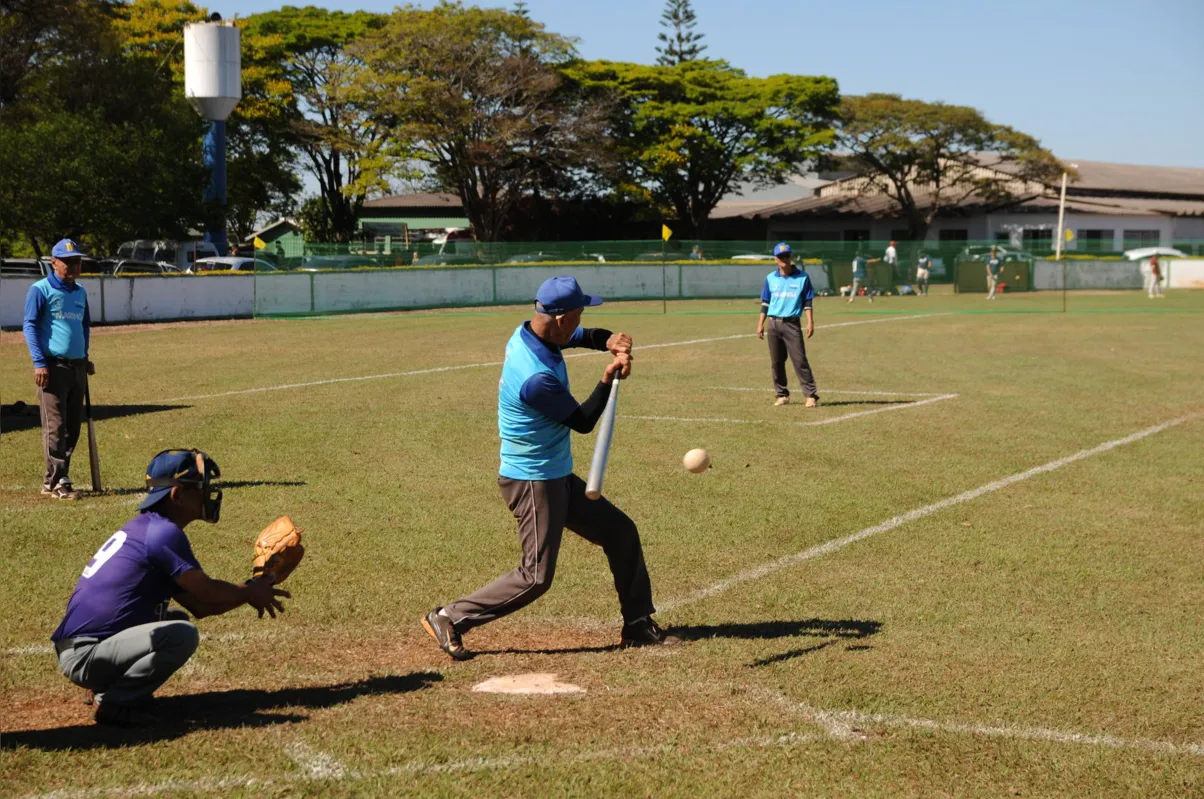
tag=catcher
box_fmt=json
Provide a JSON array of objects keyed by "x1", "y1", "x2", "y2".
[{"x1": 50, "y1": 448, "x2": 297, "y2": 727}]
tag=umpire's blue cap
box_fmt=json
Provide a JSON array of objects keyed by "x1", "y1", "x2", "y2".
[
  {"x1": 773, "y1": 242, "x2": 792, "y2": 257},
  {"x1": 534, "y1": 276, "x2": 603, "y2": 315},
  {"x1": 51, "y1": 239, "x2": 84, "y2": 259}
]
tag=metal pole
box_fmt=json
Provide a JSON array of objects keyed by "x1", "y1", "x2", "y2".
[{"x1": 1055, "y1": 171, "x2": 1068, "y2": 312}]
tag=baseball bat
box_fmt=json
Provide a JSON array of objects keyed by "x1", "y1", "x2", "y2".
[
  {"x1": 584, "y1": 377, "x2": 621, "y2": 500},
  {"x1": 85, "y1": 380, "x2": 102, "y2": 492}
]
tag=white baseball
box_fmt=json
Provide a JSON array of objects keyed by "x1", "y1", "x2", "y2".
[{"x1": 682, "y1": 448, "x2": 711, "y2": 473}]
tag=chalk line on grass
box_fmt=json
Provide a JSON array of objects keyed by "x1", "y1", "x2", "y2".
[
  {"x1": 283, "y1": 741, "x2": 347, "y2": 779},
  {"x1": 4, "y1": 632, "x2": 245, "y2": 658},
  {"x1": 629, "y1": 393, "x2": 959, "y2": 427},
  {"x1": 157, "y1": 313, "x2": 949, "y2": 402},
  {"x1": 717, "y1": 387, "x2": 945, "y2": 397},
  {"x1": 657, "y1": 412, "x2": 1201, "y2": 613}
]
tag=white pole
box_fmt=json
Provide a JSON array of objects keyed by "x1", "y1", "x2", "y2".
[{"x1": 1054, "y1": 171, "x2": 1068, "y2": 261}]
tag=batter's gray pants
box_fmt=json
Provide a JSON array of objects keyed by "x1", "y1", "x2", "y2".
[
  {"x1": 39, "y1": 361, "x2": 86, "y2": 490},
  {"x1": 445, "y1": 473, "x2": 656, "y2": 631},
  {"x1": 55, "y1": 620, "x2": 199, "y2": 707},
  {"x1": 766, "y1": 317, "x2": 818, "y2": 400}
]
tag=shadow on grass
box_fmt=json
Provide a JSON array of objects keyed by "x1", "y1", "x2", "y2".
[
  {"x1": 93, "y1": 479, "x2": 308, "y2": 497},
  {"x1": 475, "y1": 618, "x2": 882, "y2": 661},
  {"x1": 0, "y1": 403, "x2": 190, "y2": 434},
  {"x1": 1, "y1": 671, "x2": 441, "y2": 752}
]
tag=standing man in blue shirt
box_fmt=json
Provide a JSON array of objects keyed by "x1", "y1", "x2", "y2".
[
  {"x1": 757, "y1": 243, "x2": 820, "y2": 407},
  {"x1": 23, "y1": 238, "x2": 94, "y2": 499},
  {"x1": 848, "y1": 249, "x2": 881, "y2": 304},
  {"x1": 51, "y1": 448, "x2": 289, "y2": 727},
  {"x1": 421, "y1": 277, "x2": 676, "y2": 660}
]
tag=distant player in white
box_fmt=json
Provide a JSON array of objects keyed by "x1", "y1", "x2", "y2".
[
  {"x1": 883, "y1": 241, "x2": 898, "y2": 270},
  {"x1": 985, "y1": 247, "x2": 1003, "y2": 300},
  {"x1": 914, "y1": 251, "x2": 931, "y2": 296},
  {"x1": 1146, "y1": 255, "x2": 1163, "y2": 298}
]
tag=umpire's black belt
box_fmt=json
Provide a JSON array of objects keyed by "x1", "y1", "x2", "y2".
[
  {"x1": 48, "y1": 357, "x2": 88, "y2": 366},
  {"x1": 768, "y1": 315, "x2": 800, "y2": 321},
  {"x1": 54, "y1": 636, "x2": 100, "y2": 655}
]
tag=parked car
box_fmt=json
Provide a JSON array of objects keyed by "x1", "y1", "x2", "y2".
[
  {"x1": 297, "y1": 255, "x2": 382, "y2": 271},
  {"x1": 0, "y1": 258, "x2": 49, "y2": 277},
  {"x1": 193, "y1": 256, "x2": 279, "y2": 273},
  {"x1": 108, "y1": 259, "x2": 180, "y2": 276},
  {"x1": 958, "y1": 245, "x2": 1034, "y2": 264},
  {"x1": 115, "y1": 239, "x2": 220, "y2": 272},
  {"x1": 503, "y1": 252, "x2": 605, "y2": 264},
  {"x1": 731, "y1": 253, "x2": 776, "y2": 262},
  {"x1": 412, "y1": 253, "x2": 486, "y2": 266}
]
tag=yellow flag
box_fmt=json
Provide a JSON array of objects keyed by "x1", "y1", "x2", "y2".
[
  {"x1": 253, "y1": 236, "x2": 267, "y2": 249},
  {"x1": 1063, "y1": 228, "x2": 1074, "y2": 243},
  {"x1": 661, "y1": 224, "x2": 672, "y2": 242}
]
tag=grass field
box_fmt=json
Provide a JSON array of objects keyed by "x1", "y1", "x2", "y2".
[{"x1": 1, "y1": 291, "x2": 1202, "y2": 797}]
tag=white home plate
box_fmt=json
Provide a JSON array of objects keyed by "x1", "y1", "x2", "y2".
[{"x1": 472, "y1": 673, "x2": 584, "y2": 695}]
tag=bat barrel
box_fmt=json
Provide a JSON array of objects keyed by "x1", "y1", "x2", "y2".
[{"x1": 584, "y1": 378, "x2": 620, "y2": 500}]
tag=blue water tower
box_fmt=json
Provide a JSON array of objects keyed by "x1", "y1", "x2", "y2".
[{"x1": 184, "y1": 16, "x2": 241, "y2": 255}]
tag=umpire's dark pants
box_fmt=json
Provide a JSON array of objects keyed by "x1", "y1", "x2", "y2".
[
  {"x1": 766, "y1": 316, "x2": 818, "y2": 399},
  {"x1": 445, "y1": 473, "x2": 656, "y2": 631},
  {"x1": 39, "y1": 359, "x2": 87, "y2": 489}
]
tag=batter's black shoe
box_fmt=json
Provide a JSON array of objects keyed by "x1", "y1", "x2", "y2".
[
  {"x1": 620, "y1": 617, "x2": 680, "y2": 648},
  {"x1": 422, "y1": 608, "x2": 470, "y2": 661}
]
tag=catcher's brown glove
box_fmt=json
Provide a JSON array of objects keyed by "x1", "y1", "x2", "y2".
[{"x1": 252, "y1": 516, "x2": 304, "y2": 584}]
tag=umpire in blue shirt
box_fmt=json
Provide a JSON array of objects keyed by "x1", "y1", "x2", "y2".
[
  {"x1": 422, "y1": 277, "x2": 676, "y2": 660},
  {"x1": 757, "y1": 243, "x2": 820, "y2": 407},
  {"x1": 23, "y1": 238, "x2": 95, "y2": 500}
]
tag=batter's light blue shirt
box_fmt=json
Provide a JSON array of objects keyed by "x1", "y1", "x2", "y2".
[
  {"x1": 498, "y1": 323, "x2": 580, "y2": 480},
  {"x1": 760, "y1": 268, "x2": 814, "y2": 318},
  {"x1": 23, "y1": 272, "x2": 90, "y2": 367}
]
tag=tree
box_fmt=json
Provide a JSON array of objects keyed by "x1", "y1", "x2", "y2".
[
  {"x1": 655, "y1": 0, "x2": 706, "y2": 66},
  {"x1": 833, "y1": 93, "x2": 1068, "y2": 241},
  {"x1": 355, "y1": 2, "x2": 612, "y2": 242},
  {"x1": 242, "y1": 7, "x2": 389, "y2": 243},
  {"x1": 568, "y1": 59, "x2": 839, "y2": 236}
]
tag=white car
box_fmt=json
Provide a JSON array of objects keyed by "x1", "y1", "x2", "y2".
[{"x1": 193, "y1": 257, "x2": 279, "y2": 273}]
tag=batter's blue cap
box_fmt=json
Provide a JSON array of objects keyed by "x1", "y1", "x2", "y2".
[
  {"x1": 773, "y1": 242, "x2": 792, "y2": 256},
  {"x1": 534, "y1": 276, "x2": 603, "y2": 315},
  {"x1": 51, "y1": 239, "x2": 84, "y2": 259}
]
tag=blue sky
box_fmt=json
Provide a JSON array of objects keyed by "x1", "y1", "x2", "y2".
[{"x1": 206, "y1": 0, "x2": 1204, "y2": 168}]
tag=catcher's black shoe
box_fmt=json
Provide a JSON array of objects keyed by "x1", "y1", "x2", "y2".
[
  {"x1": 422, "y1": 608, "x2": 470, "y2": 661},
  {"x1": 93, "y1": 701, "x2": 160, "y2": 728},
  {"x1": 619, "y1": 617, "x2": 680, "y2": 648}
]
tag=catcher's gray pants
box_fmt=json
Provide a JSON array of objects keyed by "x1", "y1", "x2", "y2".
[
  {"x1": 55, "y1": 620, "x2": 199, "y2": 707},
  {"x1": 445, "y1": 473, "x2": 656, "y2": 631},
  {"x1": 766, "y1": 317, "x2": 818, "y2": 400},
  {"x1": 39, "y1": 360, "x2": 86, "y2": 490}
]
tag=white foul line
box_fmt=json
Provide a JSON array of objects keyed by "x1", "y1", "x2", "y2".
[
  {"x1": 629, "y1": 394, "x2": 959, "y2": 428},
  {"x1": 657, "y1": 412, "x2": 1200, "y2": 613},
  {"x1": 4, "y1": 632, "x2": 245, "y2": 658},
  {"x1": 156, "y1": 313, "x2": 949, "y2": 402},
  {"x1": 761, "y1": 690, "x2": 1203, "y2": 757},
  {"x1": 717, "y1": 387, "x2": 945, "y2": 397}
]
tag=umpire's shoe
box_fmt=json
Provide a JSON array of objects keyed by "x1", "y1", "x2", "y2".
[
  {"x1": 422, "y1": 608, "x2": 471, "y2": 661},
  {"x1": 620, "y1": 616, "x2": 680, "y2": 648}
]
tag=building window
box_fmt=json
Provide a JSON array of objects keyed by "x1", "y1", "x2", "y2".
[
  {"x1": 890, "y1": 229, "x2": 911, "y2": 242},
  {"x1": 1022, "y1": 229, "x2": 1053, "y2": 252},
  {"x1": 938, "y1": 229, "x2": 968, "y2": 242},
  {"x1": 994, "y1": 231, "x2": 1010, "y2": 242},
  {"x1": 797, "y1": 231, "x2": 836, "y2": 242},
  {"x1": 1122, "y1": 230, "x2": 1160, "y2": 249},
  {"x1": 1078, "y1": 229, "x2": 1113, "y2": 253},
  {"x1": 843, "y1": 229, "x2": 870, "y2": 251}
]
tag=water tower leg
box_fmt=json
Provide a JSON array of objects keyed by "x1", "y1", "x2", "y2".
[{"x1": 202, "y1": 119, "x2": 228, "y2": 255}]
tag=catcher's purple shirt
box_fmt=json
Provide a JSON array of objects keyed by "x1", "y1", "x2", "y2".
[{"x1": 51, "y1": 511, "x2": 202, "y2": 641}]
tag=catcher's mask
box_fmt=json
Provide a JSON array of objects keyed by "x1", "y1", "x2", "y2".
[{"x1": 139, "y1": 448, "x2": 223, "y2": 522}]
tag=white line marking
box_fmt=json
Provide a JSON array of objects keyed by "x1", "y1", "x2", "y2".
[
  {"x1": 629, "y1": 394, "x2": 959, "y2": 428},
  {"x1": 284, "y1": 741, "x2": 347, "y2": 779},
  {"x1": 657, "y1": 412, "x2": 1200, "y2": 612},
  {"x1": 766, "y1": 691, "x2": 1203, "y2": 757},
  {"x1": 717, "y1": 387, "x2": 944, "y2": 397},
  {"x1": 156, "y1": 313, "x2": 949, "y2": 402}
]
